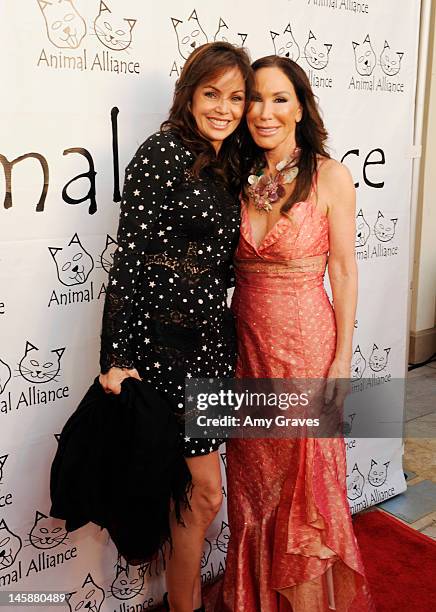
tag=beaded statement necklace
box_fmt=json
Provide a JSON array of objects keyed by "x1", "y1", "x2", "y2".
[{"x1": 247, "y1": 148, "x2": 300, "y2": 213}]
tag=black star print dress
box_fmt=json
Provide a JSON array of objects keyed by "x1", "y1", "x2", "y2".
[{"x1": 100, "y1": 130, "x2": 239, "y2": 457}]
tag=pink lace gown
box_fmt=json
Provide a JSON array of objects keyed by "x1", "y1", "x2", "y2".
[{"x1": 218, "y1": 194, "x2": 375, "y2": 611}]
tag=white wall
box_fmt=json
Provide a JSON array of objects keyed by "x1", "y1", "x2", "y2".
[{"x1": 410, "y1": 2, "x2": 436, "y2": 346}]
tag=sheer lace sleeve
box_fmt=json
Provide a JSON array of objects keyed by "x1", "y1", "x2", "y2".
[{"x1": 100, "y1": 132, "x2": 188, "y2": 373}]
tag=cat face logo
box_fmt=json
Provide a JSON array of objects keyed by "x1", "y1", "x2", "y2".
[
  {"x1": 374, "y1": 211, "x2": 397, "y2": 242},
  {"x1": 67, "y1": 574, "x2": 105, "y2": 612},
  {"x1": 213, "y1": 18, "x2": 247, "y2": 47},
  {"x1": 172, "y1": 10, "x2": 208, "y2": 61},
  {"x1": 0, "y1": 519, "x2": 22, "y2": 571},
  {"x1": 201, "y1": 538, "x2": 212, "y2": 569},
  {"x1": 215, "y1": 521, "x2": 230, "y2": 554},
  {"x1": 343, "y1": 413, "x2": 356, "y2": 436},
  {"x1": 93, "y1": 1, "x2": 136, "y2": 52},
  {"x1": 346, "y1": 463, "x2": 365, "y2": 500},
  {"x1": 0, "y1": 358, "x2": 11, "y2": 394},
  {"x1": 380, "y1": 41, "x2": 404, "y2": 76},
  {"x1": 18, "y1": 341, "x2": 65, "y2": 384},
  {"x1": 351, "y1": 345, "x2": 366, "y2": 381},
  {"x1": 304, "y1": 31, "x2": 331, "y2": 70},
  {"x1": 0, "y1": 454, "x2": 8, "y2": 484},
  {"x1": 142, "y1": 555, "x2": 163, "y2": 578},
  {"x1": 49, "y1": 233, "x2": 94, "y2": 286},
  {"x1": 99, "y1": 235, "x2": 118, "y2": 274},
  {"x1": 368, "y1": 459, "x2": 390, "y2": 487},
  {"x1": 369, "y1": 344, "x2": 390, "y2": 372},
  {"x1": 37, "y1": 0, "x2": 86, "y2": 49},
  {"x1": 352, "y1": 35, "x2": 376, "y2": 76},
  {"x1": 270, "y1": 24, "x2": 300, "y2": 61},
  {"x1": 111, "y1": 561, "x2": 145, "y2": 600},
  {"x1": 355, "y1": 209, "x2": 370, "y2": 248},
  {"x1": 27, "y1": 511, "x2": 68, "y2": 549}
]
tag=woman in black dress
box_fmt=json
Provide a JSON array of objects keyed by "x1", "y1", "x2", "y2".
[{"x1": 99, "y1": 42, "x2": 253, "y2": 612}]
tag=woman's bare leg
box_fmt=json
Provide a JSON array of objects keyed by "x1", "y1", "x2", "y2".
[
  {"x1": 278, "y1": 564, "x2": 337, "y2": 610},
  {"x1": 166, "y1": 451, "x2": 222, "y2": 612}
]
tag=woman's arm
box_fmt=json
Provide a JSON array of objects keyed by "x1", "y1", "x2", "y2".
[
  {"x1": 323, "y1": 160, "x2": 357, "y2": 379},
  {"x1": 99, "y1": 131, "x2": 188, "y2": 392}
]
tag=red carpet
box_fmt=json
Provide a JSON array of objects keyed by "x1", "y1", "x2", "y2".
[
  {"x1": 158, "y1": 509, "x2": 436, "y2": 611},
  {"x1": 353, "y1": 509, "x2": 436, "y2": 612}
]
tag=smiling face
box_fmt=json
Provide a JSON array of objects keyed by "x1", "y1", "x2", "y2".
[
  {"x1": 191, "y1": 67, "x2": 245, "y2": 153},
  {"x1": 247, "y1": 66, "x2": 302, "y2": 159}
]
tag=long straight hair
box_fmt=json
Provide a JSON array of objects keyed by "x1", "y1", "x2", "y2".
[
  {"x1": 161, "y1": 42, "x2": 254, "y2": 194},
  {"x1": 242, "y1": 55, "x2": 330, "y2": 212}
]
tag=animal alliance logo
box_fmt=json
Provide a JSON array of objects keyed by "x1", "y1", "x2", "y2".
[
  {"x1": 271, "y1": 25, "x2": 333, "y2": 89},
  {"x1": 374, "y1": 211, "x2": 397, "y2": 242},
  {"x1": 18, "y1": 341, "x2": 65, "y2": 384},
  {"x1": 355, "y1": 209, "x2": 399, "y2": 260},
  {"x1": 170, "y1": 11, "x2": 247, "y2": 76},
  {"x1": 93, "y1": 1, "x2": 136, "y2": 52},
  {"x1": 346, "y1": 463, "x2": 365, "y2": 500},
  {"x1": 47, "y1": 234, "x2": 110, "y2": 308},
  {"x1": 26, "y1": 511, "x2": 68, "y2": 550},
  {"x1": 343, "y1": 412, "x2": 356, "y2": 436},
  {"x1": 0, "y1": 455, "x2": 7, "y2": 484},
  {"x1": 215, "y1": 521, "x2": 230, "y2": 554},
  {"x1": 100, "y1": 234, "x2": 118, "y2": 274},
  {"x1": 303, "y1": 31, "x2": 332, "y2": 70},
  {"x1": 214, "y1": 18, "x2": 247, "y2": 46},
  {"x1": 271, "y1": 24, "x2": 300, "y2": 61},
  {"x1": 171, "y1": 9, "x2": 208, "y2": 61},
  {"x1": 350, "y1": 35, "x2": 405, "y2": 92},
  {"x1": 201, "y1": 538, "x2": 212, "y2": 569},
  {"x1": 37, "y1": 1, "x2": 140, "y2": 75},
  {"x1": 369, "y1": 344, "x2": 391, "y2": 372},
  {"x1": 0, "y1": 454, "x2": 13, "y2": 508},
  {"x1": 110, "y1": 560, "x2": 146, "y2": 600},
  {"x1": 49, "y1": 233, "x2": 94, "y2": 286},
  {"x1": 37, "y1": 0, "x2": 87, "y2": 49},
  {"x1": 368, "y1": 459, "x2": 389, "y2": 487},
  {"x1": 0, "y1": 342, "x2": 70, "y2": 416},
  {"x1": 0, "y1": 358, "x2": 11, "y2": 394},
  {"x1": 0, "y1": 519, "x2": 22, "y2": 571},
  {"x1": 351, "y1": 343, "x2": 392, "y2": 390},
  {"x1": 351, "y1": 345, "x2": 366, "y2": 381},
  {"x1": 67, "y1": 574, "x2": 105, "y2": 612},
  {"x1": 347, "y1": 459, "x2": 396, "y2": 511},
  {"x1": 99, "y1": 234, "x2": 118, "y2": 274}
]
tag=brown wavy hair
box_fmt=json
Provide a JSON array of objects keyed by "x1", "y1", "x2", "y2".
[
  {"x1": 241, "y1": 55, "x2": 330, "y2": 213},
  {"x1": 161, "y1": 42, "x2": 253, "y2": 194}
]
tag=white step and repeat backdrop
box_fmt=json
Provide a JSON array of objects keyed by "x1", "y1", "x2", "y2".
[{"x1": 0, "y1": 0, "x2": 421, "y2": 609}]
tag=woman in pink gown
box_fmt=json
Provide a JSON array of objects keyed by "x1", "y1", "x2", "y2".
[{"x1": 219, "y1": 57, "x2": 375, "y2": 611}]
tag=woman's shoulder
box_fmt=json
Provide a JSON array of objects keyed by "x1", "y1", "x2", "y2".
[
  {"x1": 317, "y1": 155, "x2": 351, "y2": 181},
  {"x1": 317, "y1": 156, "x2": 354, "y2": 188},
  {"x1": 133, "y1": 130, "x2": 192, "y2": 165}
]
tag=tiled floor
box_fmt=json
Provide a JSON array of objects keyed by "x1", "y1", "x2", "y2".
[{"x1": 378, "y1": 361, "x2": 436, "y2": 537}]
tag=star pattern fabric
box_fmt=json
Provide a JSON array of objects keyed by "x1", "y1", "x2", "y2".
[{"x1": 100, "y1": 130, "x2": 239, "y2": 456}]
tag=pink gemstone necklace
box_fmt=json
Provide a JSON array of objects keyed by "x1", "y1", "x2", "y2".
[{"x1": 247, "y1": 148, "x2": 300, "y2": 213}]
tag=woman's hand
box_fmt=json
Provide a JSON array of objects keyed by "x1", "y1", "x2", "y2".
[
  {"x1": 99, "y1": 367, "x2": 141, "y2": 395},
  {"x1": 320, "y1": 358, "x2": 351, "y2": 436},
  {"x1": 324, "y1": 355, "x2": 351, "y2": 406}
]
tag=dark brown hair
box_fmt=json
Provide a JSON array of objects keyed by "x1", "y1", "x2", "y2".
[
  {"x1": 242, "y1": 55, "x2": 330, "y2": 212},
  {"x1": 161, "y1": 42, "x2": 253, "y2": 194}
]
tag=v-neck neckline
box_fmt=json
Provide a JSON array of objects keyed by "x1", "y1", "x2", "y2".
[{"x1": 242, "y1": 202, "x2": 289, "y2": 252}]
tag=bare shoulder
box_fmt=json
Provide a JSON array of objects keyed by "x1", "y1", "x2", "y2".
[
  {"x1": 318, "y1": 157, "x2": 354, "y2": 188},
  {"x1": 317, "y1": 157, "x2": 355, "y2": 214}
]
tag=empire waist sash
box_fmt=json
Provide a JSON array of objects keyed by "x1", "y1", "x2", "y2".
[{"x1": 234, "y1": 254, "x2": 327, "y2": 274}]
